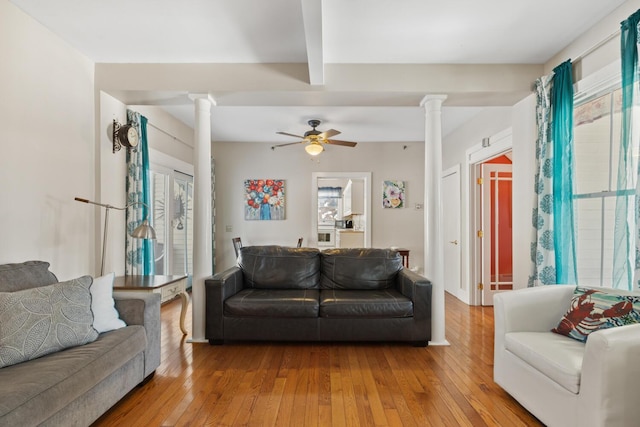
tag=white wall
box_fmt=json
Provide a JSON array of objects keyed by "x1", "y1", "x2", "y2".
[
  {"x1": 132, "y1": 105, "x2": 194, "y2": 166},
  {"x1": 96, "y1": 97, "x2": 195, "y2": 276},
  {"x1": 511, "y1": 95, "x2": 537, "y2": 291},
  {"x1": 97, "y1": 92, "x2": 128, "y2": 276},
  {"x1": 442, "y1": 0, "x2": 639, "y2": 304},
  {"x1": 442, "y1": 108, "x2": 516, "y2": 303},
  {"x1": 0, "y1": 1, "x2": 95, "y2": 280},
  {"x1": 212, "y1": 140, "x2": 425, "y2": 272},
  {"x1": 545, "y1": 0, "x2": 640, "y2": 79}
]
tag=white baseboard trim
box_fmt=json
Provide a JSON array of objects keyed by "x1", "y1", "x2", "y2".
[
  {"x1": 428, "y1": 339, "x2": 450, "y2": 346},
  {"x1": 186, "y1": 337, "x2": 209, "y2": 344}
]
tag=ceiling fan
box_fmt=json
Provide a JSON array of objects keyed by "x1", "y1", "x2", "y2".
[{"x1": 272, "y1": 119, "x2": 357, "y2": 156}]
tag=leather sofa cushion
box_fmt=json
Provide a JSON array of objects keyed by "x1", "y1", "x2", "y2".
[
  {"x1": 319, "y1": 289, "x2": 413, "y2": 318},
  {"x1": 239, "y1": 246, "x2": 321, "y2": 289},
  {"x1": 505, "y1": 331, "x2": 585, "y2": 394},
  {"x1": 225, "y1": 289, "x2": 320, "y2": 318},
  {"x1": 320, "y1": 248, "x2": 402, "y2": 290}
]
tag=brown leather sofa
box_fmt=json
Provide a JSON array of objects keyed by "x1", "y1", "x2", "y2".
[{"x1": 205, "y1": 246, "x2": 432, "y2": 346}]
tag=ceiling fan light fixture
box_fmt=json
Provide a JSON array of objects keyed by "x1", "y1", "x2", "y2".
[{"x1": 305, "y1": 142, "x2": 324, "y2": 156}]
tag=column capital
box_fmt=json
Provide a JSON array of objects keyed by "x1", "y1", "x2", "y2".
[
  {"x1": 188, "y1": 93, "x2": 217, "y2": 106},
  {"x1": 419, "y1": 94, "x2": 448, "y2": 109}
]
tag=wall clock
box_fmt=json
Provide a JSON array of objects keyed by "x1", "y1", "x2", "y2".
[{"x1": 112, "y1": 119, "x2": 139, "y2": 153}]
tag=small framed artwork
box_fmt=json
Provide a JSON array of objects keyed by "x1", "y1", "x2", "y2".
[
  {"x1": 244, "y1": 179, "x2": 285, "y2": 220},
  {"x1": 383, "y1": 180, "x2": 405, "y2": 208}
]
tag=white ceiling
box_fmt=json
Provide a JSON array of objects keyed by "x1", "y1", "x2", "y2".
[{"x1": 10, "y1": 0, "x2": 628, "y2": 144}]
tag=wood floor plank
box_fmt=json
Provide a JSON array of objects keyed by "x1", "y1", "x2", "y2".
[
  {"x1": 303, "y1": 347, "x2": 321, "y2": 427},
  {"x1": 92, "y1": 293, "x2": 543, "y2": 427}
]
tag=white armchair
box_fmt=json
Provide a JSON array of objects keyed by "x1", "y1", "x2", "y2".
[{"x1": 494, "y1": 285, "x2": 640, "y2": 427}]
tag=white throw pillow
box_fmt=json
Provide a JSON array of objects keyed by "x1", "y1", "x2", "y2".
[{"x1": 90, "y1": 272, "x2": 126, "y2": 333}]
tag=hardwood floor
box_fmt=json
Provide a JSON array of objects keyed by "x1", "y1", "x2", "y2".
[{"x1": 92, "y1": 293, "x2": 543, "y2": 426}]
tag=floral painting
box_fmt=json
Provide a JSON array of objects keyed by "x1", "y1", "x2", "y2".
[
  {"x1": 244, "y1": 179, "x2": 285, "y2": 220},
  {"x1": 383, "y1": 180, "x2": 405, "y2": 208}
]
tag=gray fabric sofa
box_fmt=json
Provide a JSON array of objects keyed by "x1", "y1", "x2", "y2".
[
  {"x1": 0, "y1": 261, "x2": 161, "y2": 427},
  {"x1": 205, "y1": 247, "x2": 432, "y2": 346}
]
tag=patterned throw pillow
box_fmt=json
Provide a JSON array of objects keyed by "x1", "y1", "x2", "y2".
[
  {"x1": 0, "y1": 276, "x2": 99, "y2": 368},
  {"x1": 552, "y1": 286, "x2": 640, "y2": 342}
]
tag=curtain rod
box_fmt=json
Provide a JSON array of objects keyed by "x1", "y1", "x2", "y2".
[
  {"x1": 146, "y1": 121, "x2": 192, "y2": 148},
  {"x1": 572, "y1": 29, "x2": 620, "y2": 64}
]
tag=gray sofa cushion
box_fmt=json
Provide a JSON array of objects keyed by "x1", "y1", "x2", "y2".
[
  {"x1": 0, "y1": 261, "x2": 58, "y2": 292},
  {"x1": 0, "y1": 276, "x2": 99, "y2": 368},
  {"x1": 225, "y1": 289, "x2": 320, "y2": 318},
  {"x1": 0, "y1": 325, "x2": 146, "y2": 425},
  {"x1": 320, "y1": 248, "x2": 402, "y2": 290},
  {"x1": 239, "y1": 246, "x2": 321, "y2": 289},
  {"x1": 319, "y1": 289, "x2": 413, "y2": 318}
]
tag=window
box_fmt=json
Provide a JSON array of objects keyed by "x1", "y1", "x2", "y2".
[
  {"x1": 150, "y1": 167, "x2": 194, "y2": 281},
  {"x1": 318, "y1": 186, "x2": 342, "y2": 226},
  {"x1": 573, "y1": 83, "x2": 639, "y2": 287}
]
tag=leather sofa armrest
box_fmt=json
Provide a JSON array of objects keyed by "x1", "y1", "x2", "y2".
[
  {"x1": 579, "y1": 324, "x2": 640, "y2": 424},
  {"x1": 113, "y1": 292, "x2": 161, "y2": 378},
  {"x1": 396, "y1": 269, "x2": 432, "y2": 323},
  {"x1": 205, "y1": 266, "x2": 244, "y2": 342}
]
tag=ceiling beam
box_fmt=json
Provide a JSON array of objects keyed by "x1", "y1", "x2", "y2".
[
  {"x1": 300, "y1": 0, "x2": 324, "y2": 85},
  {"x1": 96, "y1": 63, "x2": 542, "y2": 106}
]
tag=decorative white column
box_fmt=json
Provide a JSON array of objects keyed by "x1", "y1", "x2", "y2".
[
  {"x1": 188, "y1": 93, "x2": 215, "y2": 343},
  {"x1": 421, "y1": 95, "x2": 449, "y2": 346}
]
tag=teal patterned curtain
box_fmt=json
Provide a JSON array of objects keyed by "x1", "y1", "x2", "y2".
[
  {"x1": 530, "y1": 61, "x2": 577, "y2": 286},
  {"x1": 125, "y1": 110, "x2": 154, "y2": 275},
  {"x1": 530, "y1": 74, "x2": 555, "y2": 286},
  {"x1": 615, "y1": 10, "x2": 640, "y2": 290}
]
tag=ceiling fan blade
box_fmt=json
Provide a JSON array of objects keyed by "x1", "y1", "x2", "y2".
[
  {"x1": 319, "y1": 129, "x2": 341, "y2": 139},
  {"x1": 271, "y1": 141, "x2": 304, "y2": 149},
  {"x1": 326, "y1": 139, "x2": 357, "y2": 147},
  {"x1": 276, "y1": 131, "x2": 306, "y2": 139}
]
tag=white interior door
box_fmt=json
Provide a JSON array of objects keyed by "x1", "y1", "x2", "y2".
[
  {"x1": 443, "y1": 168, "x2": 461, "y2": 297},
  {"x1": 481, "y1": 163, "x2": 513, "y2": 306}
]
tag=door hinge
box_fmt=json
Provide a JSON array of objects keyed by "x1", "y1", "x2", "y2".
[
  {"x1": 478, "y1": 283, "x2": 484, "y2": 290},
  {"x1": 477, "y1": 230, "x2": 484, "y2": 238},
  {"x1": 477, "y1": 177, "x2": 483, "y2": 185}
]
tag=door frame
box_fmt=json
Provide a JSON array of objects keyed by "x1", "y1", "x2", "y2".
[
  {"x1": 311, "y1": 172, "x2": 372, "y2": 248},
  {"x1": 149, "y1": 148, "x2": 195, "y2": 277},
  {"x1": 464, "y1": 128, "x2": 512, "y2": 305},
  {"x1": 480, "y1": 163, "x2": 513, "y2": 306}
]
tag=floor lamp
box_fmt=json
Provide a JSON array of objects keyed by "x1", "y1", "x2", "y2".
[{"x1": 75, "y1": 197, "x2": 157, "y2": 275}]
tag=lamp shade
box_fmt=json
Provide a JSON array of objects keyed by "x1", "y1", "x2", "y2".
[
  {"x1": 305, "y1": 142, "x2": 324, "y2": 156},
  {"x1": 131, "y1": 219, "x2": 157, "y2": 240}
]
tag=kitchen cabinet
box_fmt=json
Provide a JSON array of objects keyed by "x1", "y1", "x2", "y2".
[
  {"x1": 336, "y1": 230, "x2": 364, "y2": 248},
  {"x1": 343, "y1": 179, "x2": 364, "y2": 216}
]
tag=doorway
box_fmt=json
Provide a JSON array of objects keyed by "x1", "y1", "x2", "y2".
[
  {"x1": 311, "y1": 172, "x2": 371, "y2": 248},
  {"x1": 465, "y1": 128, "x2": 513, "y2": 306},
  {"x1": 442, "y1": 166, "x2": 462, "y2": 298},
  {"x1": 479, "y1": 157, "x2": 513, "y2": 306}
]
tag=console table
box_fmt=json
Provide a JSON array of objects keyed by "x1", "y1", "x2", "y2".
[
  {"x1": 397, "y1": 248, "x2": 410, "y2": 268},
  {"x1": 114, "y1": 275, "x2": 189, "y2": 335}
]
